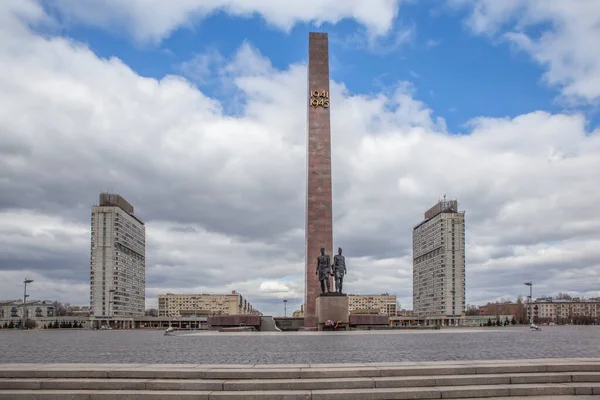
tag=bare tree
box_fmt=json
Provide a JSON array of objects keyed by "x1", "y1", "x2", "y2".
[{"x1": 145, "y1": 309, "x2": 158, "y2": 317}]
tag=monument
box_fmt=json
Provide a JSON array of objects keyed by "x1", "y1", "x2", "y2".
[
  {"x1": 305, "y1": 32, "x2": 334, "y2": 328},
  {"x1": 316, "y1": 247, "x2": 332, "y2": 295},
  {"x1": 332, "y1": 247, "x2": 346, "y2": 294},
  {"x1": 305, "y1": 33, "x2": 350, "y2": 330}
]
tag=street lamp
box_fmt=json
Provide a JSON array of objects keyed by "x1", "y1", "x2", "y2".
[
  {"x1": 108, "y1": 289, "x2": 115, "y2": 319},
  {"x1": 191, "y1": 296, "x2": 198, "y2": 329},
  {"x1": 524, "y1": 281, "x2": 533, "y2": 326},
  {"x1": 283, "y1": 299, "x2": 287, "y2": 318},
  {"x1": 22, "y1": 279, "x2": 34, "y2": 329}
]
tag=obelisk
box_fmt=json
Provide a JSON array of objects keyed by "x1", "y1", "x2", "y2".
[{"x1": 305, "y1": 32, "x2": 333, "y2": 328}]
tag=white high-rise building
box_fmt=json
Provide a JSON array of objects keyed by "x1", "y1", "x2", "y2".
[
  {"x1": 90, "y1": 193, "x2": 145, "y2": 317},
  {"x1": 412, "y1": 198, "x2": 465, "y2": 325}
]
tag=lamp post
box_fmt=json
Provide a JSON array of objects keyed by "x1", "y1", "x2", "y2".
[
  {"x1": 22, "y1": 279, "x2": 33, "y2": 329},
  {"x1": 192, "y1": 296, "x2": 198, "y2": 328},
  {"x1": 108, "y1": 289, "x2": 115, "y2": 327},
  {"x1": 524, "y1": 281, "x2": 533, "y2": 326},
  {"x1": 283, "y1": 299, "x2": 287, "y2": 317}
]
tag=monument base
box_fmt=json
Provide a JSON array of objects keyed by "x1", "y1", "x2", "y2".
[{"x1": 316, "y1": 294, "x2": 349, "y2": 331}]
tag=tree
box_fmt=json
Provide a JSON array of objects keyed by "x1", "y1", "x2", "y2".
[
  {"x1": 516, "y1": 295, "x2": 523, "y2": 304},
  {"x1": 24, "y1": 320, "x2": 37, "y2": 329},
  {"x1": 52, "y1": 302, "x2": 68, "y2": 317},
  {"x1": 465, "y1": 305, "x2": 479, "y2": 316},
  {"x1": 145, "y1": 309, "x2": 158, "y2": 317}
]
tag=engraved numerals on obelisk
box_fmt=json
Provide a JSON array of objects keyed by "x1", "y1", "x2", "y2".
[{"x1": 309, "y1": 90, "x2": 330, "y2": 108}]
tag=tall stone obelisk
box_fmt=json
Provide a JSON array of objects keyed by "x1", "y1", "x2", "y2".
[{"x1": 305, "y1": 32, "x2": 333, "y2": 328}]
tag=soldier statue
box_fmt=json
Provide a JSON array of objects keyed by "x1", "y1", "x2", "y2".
[
  {"x1": 331, "y1": 247, "x2": 347, "y2": 294},
  {"x1": 315, "y1": 247, "x2": 331, "y2": 295}
]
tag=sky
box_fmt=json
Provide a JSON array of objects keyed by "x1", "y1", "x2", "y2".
[{"x1": 1, "y1": 0, "x2": 600, "y2": 316}]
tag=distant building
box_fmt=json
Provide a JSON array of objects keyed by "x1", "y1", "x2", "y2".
[
  {"x1": 157, "y1": 291, "x2": 261, "y2": 317},
  {"x1": 0, "y1": 300, "x2": 55, "y2": 320},
  {"x1": 527, "y1": 298, "x2": 599, "y2": 324},
  {"x1": 348, "y1": 294, "x2": 397, "y2": 315},
  {"x1": 292, "y1": 304, "x2": 304, "y2": 318},
  {"x1": 413, "y1": 197, "x2": 466, "y2": 325},
  {"x1": 479, "y1": 302, "x2": 527, "y2": 322},
  {"x1": 90, "y1": 193, "x2": 146, "y2": 318}
]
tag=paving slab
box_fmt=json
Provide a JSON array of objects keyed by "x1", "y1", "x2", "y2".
[
  {"x1": 88, "y1": 390, "x2": 211, "y2": 399},
  {"x1": 208, "y1": 390, "x2": 311, "y2": 400},
  {"x1": 0, "y1": 390, "x2": 92, "y2": 400},
  {"x1": 563, "y1": 382, "x2": 600, "y2": 395},
  {"x1": 570, "y1": 372, "x2": 600, "y2": 382},
  {"x1": 373, "y1": 376, "x2": 437, "y2": 388},
  {"x1": 40, "y1": 378, "x2": 148, "y2": 390},
  {"x1": 547, "y1": 364, "x2": 600, "y2": 372},
  {"x1": 507, "y1": 383, "x2": 575, "y2": 396},
  {"x1": 205, "y1": 368, "x2": 301, "y2": 379},
  {"x1": 299, "y1": 367, "x2": 380, "y2": 379},
  {"x1": 0, "y1": 379, "x2": 42, "y2": 390},
  {"x1": 224, "y1": 377, "x2": 375, "y2": 391},
  {"x1": 311, "y1": 387, "x2": 441, "y2": 400},
  {"x1": 378, "y1": 366, "x2": 478, "y2": 377},
  {"x1": 0, "y1": 390, "x2": 213, "y2": 400},
  {"x1": 308, "y1": 363, "x2": 368, "y2": 368},
  {"x1": 107, "y1": 369, "x2": 205, "y2": 379},
  {"x1": 253, "y1": 364, "x2": 310, "y2": 369},
  {"x1": 436, "y1": 384, "x2": 510, "y2": 398},
  {"x1": 476, "y1": 364, "x2": 548, "y2": 374},
  {"x1": 509, "y1": 372, "x2": 572, "y2": 384},
  {"x1": 478, "y1": 397, "x2": 586, "y2": 400},
  {"x1": 435, "y1": 374, "x2": 511, "y2": 386},
  {"x1": 145, "y1": 379, "x2": 224, "y2": 391},
  {"x1": 0, "y1": 370, "x2": 109, "y2": 379}
]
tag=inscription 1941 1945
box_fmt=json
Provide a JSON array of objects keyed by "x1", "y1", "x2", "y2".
[{"x1": 309, "y1": 90, "x2": 330, "y2": 108}]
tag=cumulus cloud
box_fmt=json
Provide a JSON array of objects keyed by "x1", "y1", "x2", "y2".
[
  {"x1": 41, "y1": 0, "x2": 402, "y2": 44},
  {"x1": 1, "y1": 1, "x2": 600, "y2": 315},
  {"x1": 458, "y1": 0, "x2": 600, "y2": 104}
]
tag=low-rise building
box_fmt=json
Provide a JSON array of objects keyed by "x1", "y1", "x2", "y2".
[
  {"x1": 348, "y1": 294, "x2": 397, "y2": 316},
  {"x1": 479, "y1": 302, "x2": 527, "y2": 322},
  {"x1": 0, "y1": 300, "x2": 55, "y2": 320},
  {"x1": 158, "y1": 291, "x2": 261, "y2": 317},
  {"x1": 527, "y1": 298, "x2": 599, "y2": 324}
]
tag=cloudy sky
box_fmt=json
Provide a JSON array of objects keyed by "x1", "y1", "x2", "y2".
[{"x1": 1, "y1": 0, "x2": 599, "y2": 316}]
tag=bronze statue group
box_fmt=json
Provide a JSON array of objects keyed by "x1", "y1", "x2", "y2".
[{"x1": 316, "y1": 247, "x2": 347, "y2": 295}]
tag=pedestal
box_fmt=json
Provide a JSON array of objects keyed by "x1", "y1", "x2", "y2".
[{"x1": 316, "y1": 293, "x2": 349, "y2": 331}]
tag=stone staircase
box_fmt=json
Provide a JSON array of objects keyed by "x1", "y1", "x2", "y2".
[{"x1": 1, "y1": 358, "x2": 599, "y2": 399}]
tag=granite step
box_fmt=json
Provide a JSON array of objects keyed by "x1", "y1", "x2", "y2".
[
  {"x1": 0, "y1": 383, "x2": 599, "y2": 399},
  {"x1": 1, "y1": 362, "x2": 600, "y2": 380},
  {"x1": 1, "y1": 372, "x2": 599, "y2": 391}
]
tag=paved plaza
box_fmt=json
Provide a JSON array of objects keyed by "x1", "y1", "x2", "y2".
[{"x1": 1, "y1": 326, "x2": 599, "y2": 364}]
